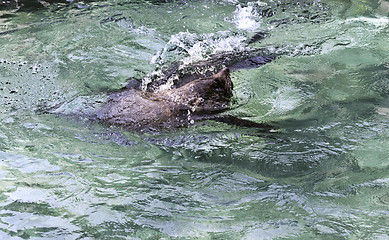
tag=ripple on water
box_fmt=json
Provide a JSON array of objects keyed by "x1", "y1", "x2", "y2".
[
  {"x1": 0, "y1": 0, "x2": 389, "y2": 239},
  {"x1": 0, "y1": 151, "x2": 60, "y2": 174}
]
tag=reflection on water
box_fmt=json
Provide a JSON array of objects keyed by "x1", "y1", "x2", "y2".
[{"x1": 1, "y1": 0, "x2": 389, "y2": 239}]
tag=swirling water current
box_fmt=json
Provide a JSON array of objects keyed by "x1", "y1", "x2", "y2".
[{"x1": 1, "y1": 0, "x2": 389, "y2": 239}]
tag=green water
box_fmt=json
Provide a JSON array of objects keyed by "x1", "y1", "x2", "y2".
[{"x1": 1, "y1": 0, "x2": 389, "y2": 239}]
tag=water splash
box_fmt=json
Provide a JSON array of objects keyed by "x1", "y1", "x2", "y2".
[
  {"x1": 232, "y1": 1, "x2": 265, "y2": 31},
  {"x1": 151, "y1": 31, "x2": 247, "y2": 66},
  {"x1": 146, "y1": 30, "x2": 247, "y2": 90}
]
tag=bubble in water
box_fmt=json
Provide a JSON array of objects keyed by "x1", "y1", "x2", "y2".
[{"x1": 0, "y1": 59, "x2": 70, "y2": 113}]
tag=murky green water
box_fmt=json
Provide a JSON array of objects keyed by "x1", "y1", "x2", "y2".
[{"x1": 1, "y1": 0, "x2": 389, "y2": 239}]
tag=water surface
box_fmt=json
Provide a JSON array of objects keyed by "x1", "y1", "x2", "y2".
[{"x1": 1, "y1": 0, "x2": 389, "y2": 239}]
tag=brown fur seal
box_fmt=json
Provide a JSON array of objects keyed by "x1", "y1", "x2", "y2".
[
  {"x1": 47, "y1": 51, "x2": 277, "y2": 132},
  {"x1": 97, "y1": 68, "x2": 233, "y2": 131}
]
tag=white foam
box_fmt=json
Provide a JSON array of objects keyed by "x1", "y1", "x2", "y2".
[
  {"x1": 232, "y1": 2, "x2": 265, "y2": 31},
  {"x1": 148, "y1": 29, "x2": 248, "y2": 91},
  {"x1": 346, "y1": 16, "x2": 389, "y2": 28},
  {"x1": 152, "y1": 31, "x2": 247, "y2": 66}
]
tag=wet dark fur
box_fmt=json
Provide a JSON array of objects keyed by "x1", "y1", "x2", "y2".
[{"x1": 97, "y1": 68, "x2": 233, "y2": 131}]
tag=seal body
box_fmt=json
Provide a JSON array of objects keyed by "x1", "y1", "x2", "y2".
[{"x1": 97, "y1": 68, "x2": 233, "y2": 131}]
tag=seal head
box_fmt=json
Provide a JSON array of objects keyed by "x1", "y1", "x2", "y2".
[{"x1": 97, "y1": 67, "x2": 233, "y2": 131}]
